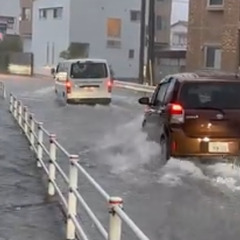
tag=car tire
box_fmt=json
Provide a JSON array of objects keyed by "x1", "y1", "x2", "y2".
[{"x1": 160, "y1": 136, "x2": 170, "y2": 164}]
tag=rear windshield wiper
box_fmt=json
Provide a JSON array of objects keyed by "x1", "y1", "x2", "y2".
[{"x1": 193, "y1": 106, "x2": 225, "y2": 115}]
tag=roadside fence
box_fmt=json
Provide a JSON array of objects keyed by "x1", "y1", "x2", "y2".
[{"x1": 8, "y1": 91, "x2": 150, "y2": 240}]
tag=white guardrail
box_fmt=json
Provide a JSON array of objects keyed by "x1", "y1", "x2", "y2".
[
  {"x1": 114, "y1": 80, "x2": 155, "y2": 93},
  {"x1": 8, "y1": 91, "x2": 150, "y2": 240}
]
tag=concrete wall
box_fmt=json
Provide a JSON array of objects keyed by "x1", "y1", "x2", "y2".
[{"x1": 23, "y1": 37, "x2": 32, "y2": 52}]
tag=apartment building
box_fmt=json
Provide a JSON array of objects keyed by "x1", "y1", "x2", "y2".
[
  {"x1": 32, "y1": 0, "x2": 150, "y2": 78},
  {"x1": 186, "y1": 0, "x2": 240, "y2": 73},
  {"x1": 0, "y1": 0, "x2": 20, "y2": 35},
  {"x1": 19, "y1": 0, "x2": 33, "y2": 52}
]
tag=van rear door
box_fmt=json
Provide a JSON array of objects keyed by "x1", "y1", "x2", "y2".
[{"x1": 70, "y1": 61, "x2": 110, "y2": 92}]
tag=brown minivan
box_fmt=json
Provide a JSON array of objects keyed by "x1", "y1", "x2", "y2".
[{"x1": 138, "y1": 73, "x2": 240, "y2": 162}]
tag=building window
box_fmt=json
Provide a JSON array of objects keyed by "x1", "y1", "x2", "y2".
[
  {"x1": 107, "y1": 18, "x2": 121, "y2": 38},
  {"x1": 208, "y1": 0, "x2": 223, "y2": 5},
  {"x1": 53, "y1": 7, "x2": 63, "y2": 19},
  {"x1": 22, "y1": 8, "x2": 31, "y2": 21},
  {"x1": 156, "y1": 16, "x2": 167, "y2": 30},
  {"x1": 173, "y1": 33, "x2": 187, "y2": 46},
  {"x1": 205, "y1": 46, "x2": 221, "y2": 69},
  {"x1": 130, "y1": 10, "x2": 141, "y2": 21},
  {"x1": 39, "y1": 9, "x2": 47, "y2": 19},
  {"x1": 107, "y1": 40, "x2": 121, "y2": 48},
  {"x1": 129, "y1": 49, "x2": 134, "y2": 59}
]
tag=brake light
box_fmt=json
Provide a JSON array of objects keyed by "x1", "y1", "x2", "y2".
[
  {"x1": 169, "y1": 103, "x2": 184, "y2": 123},
  {"x1": 66, "y1": 81, "x2": 72, "y2": 94},
  {"x1": 107, "y1": 80, "x2": 112, "y2": 93}
]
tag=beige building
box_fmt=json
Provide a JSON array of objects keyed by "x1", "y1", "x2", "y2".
[
  {"x1": 186, "y1": 0, "x2": 240, "y2": 73},
  {"x1": 155, "y1": 0, "x2": 172, "y2": 46},
  {"x1": 19, "y1": 0, "x2": 33, "y2": 52}
]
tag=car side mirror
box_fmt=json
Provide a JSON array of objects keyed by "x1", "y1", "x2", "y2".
[
  {"x1": 51, "y1": 68, "x2": 55, "y2": 75},
  {"x1": 138, "y1": 97, "x2": 150, "y2": 105}
]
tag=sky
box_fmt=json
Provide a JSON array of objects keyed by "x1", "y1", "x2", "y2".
[{"x1": 171, "y1": 0, "x2": 189, "y2": 24}]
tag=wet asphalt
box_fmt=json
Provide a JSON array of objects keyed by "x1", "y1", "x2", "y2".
[{"x1": 2, "y1": 74, "x2": 240, "y2": 240}]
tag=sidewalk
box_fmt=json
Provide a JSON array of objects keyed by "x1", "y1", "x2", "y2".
[{"x1": 0, "y1": 100, "x2": 64, "y2": 240}]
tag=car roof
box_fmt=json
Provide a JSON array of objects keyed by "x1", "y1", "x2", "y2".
[
  {"x1": 162, "y1": 71, "x2": 240, "y2": 83},
  {"x1": 61, "y1": 58, "x2": 108, "y2": 64}
]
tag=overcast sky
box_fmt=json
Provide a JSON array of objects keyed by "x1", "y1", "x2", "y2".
[{"x1": 171, "y1": 0, "x2": 189, "y2": 24}]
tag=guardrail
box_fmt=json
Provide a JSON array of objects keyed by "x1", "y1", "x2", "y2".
[
  {"x1": 8, "y1": 92, "x2": 150, "y2": 240},
  {"x1": 114, "y1": 80, "x2": 155, "y2": 93}
]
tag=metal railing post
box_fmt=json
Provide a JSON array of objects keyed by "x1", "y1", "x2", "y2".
[
  {"x1": 18, "y1": 101, "x2": 22, "y2": 127},
  {"x1": 24, "y1": 107, "x2": 29, "y2": 135},
  {"x1": 3, "y1": 84, "x2": 6, "y2": 99},
  {"x1": 67, "y1": 155, "x2": 79, "y2": 240},
  {"x1": 48, "y1": 134, "x2": 56, "y2": 196},
  {"x1": 108, "y1": 197, "x2": 123, "y2": 240},
  {"x1": 9, "y1": 93, "x2": 13, "y2": 113},
  {"x1": 37, "y1": 122, "x2": 43, "y2": 168},
  {"x1": 13, "y1": 98, "x2": 17, "y2": 119},
  {"x1": 29, "y1": 114, "x2": 35, "y2": 148}
]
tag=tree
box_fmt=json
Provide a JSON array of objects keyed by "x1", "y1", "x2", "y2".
[
  {"x1": 0, "y1": 34, "x2": 22, "y2": 52},
  {"x1": 59, "y1": 42, "x2": 89, "y2": 59}
]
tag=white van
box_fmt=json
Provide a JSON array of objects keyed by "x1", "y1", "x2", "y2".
[{"x1": 52, "y1": 58, "x2": 113, "y2": 104}]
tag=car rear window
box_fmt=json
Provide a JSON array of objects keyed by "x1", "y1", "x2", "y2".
[
  {"x1": 70, "y1": 62, "x2": 108, "y2": 79},
  {"x1": 179, "y1": 81, "x2": 240, "y2": 109}
]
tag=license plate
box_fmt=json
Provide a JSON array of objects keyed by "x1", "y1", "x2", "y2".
[
  {"x1": 83, "y1": 87, "x2": 94, "y2": 92},
  {"x1": 208, "y1": 142, "x2": 229, "y2": 153}
]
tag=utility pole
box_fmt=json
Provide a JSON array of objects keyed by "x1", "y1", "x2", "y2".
[
  {"x1": 146, "y1": 0, "x2": 155, "y2": 85},
  {"x1": 139, "y1": 0, "x2": 146, "y2": 84}
]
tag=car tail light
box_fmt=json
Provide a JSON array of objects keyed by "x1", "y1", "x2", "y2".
[
  {"x1": 107, "y1": 80, "x2": 112, "y2": 93},
  {"x1": 169, "y1": 103, "x2": 184, "y2": 123},
  {"x1": 66, "y1": 81, "x2": 72, "y2": 94},
  {"x1": 171, "y1": 141, "x2": 176, "y2": 151}
]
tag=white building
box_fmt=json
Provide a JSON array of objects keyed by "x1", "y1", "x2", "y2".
[
  {"x1": 170, "y1": 20, "x2": 188, "y2": 50},
  {"x1": 0, "y1": 0, "x2": 20, "y2": 35},
  {"x1": 32, "y1": 0, "x2": 146, "y2": 79}
]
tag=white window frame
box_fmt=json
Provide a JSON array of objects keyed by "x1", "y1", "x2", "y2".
[
  {"x1": 207, "y1": 0, "x2": 224, "y2": 10},
  {"x1": 204, "y1": 44, "x2": 222, "y2": 70}
]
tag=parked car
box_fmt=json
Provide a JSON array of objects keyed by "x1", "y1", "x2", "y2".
[{"x1": 138, "y1": 72, "x2": 240, "y2": 163}]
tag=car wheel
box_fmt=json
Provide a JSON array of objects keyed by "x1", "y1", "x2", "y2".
[{"x1": 160, "y1": 136, "x2": 170, "y2": 164}]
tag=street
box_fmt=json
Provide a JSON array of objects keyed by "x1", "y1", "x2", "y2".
[{"x1": 2, "y1": 74, "x2": 240, "y2": 240}]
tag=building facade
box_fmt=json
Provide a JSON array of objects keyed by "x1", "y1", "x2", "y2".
[
  {"x1": 170, "y1": 20, "x2": 188, "y2": 50},
  {"x1": 32, "y1": 0, "x2": 151, "y2": 78},
  {"x1": 19, "y1": 0, "x2": 33, "y2": 52},
  {"x1": 186, "y1": 0, "x2": 240, "y2": 73},
  {"x1": 155, "y1": 0, "x2": 172, "y2": 47},
  {"x1": 0, "y1": 0, "x2": 20, "y2": 36}
]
